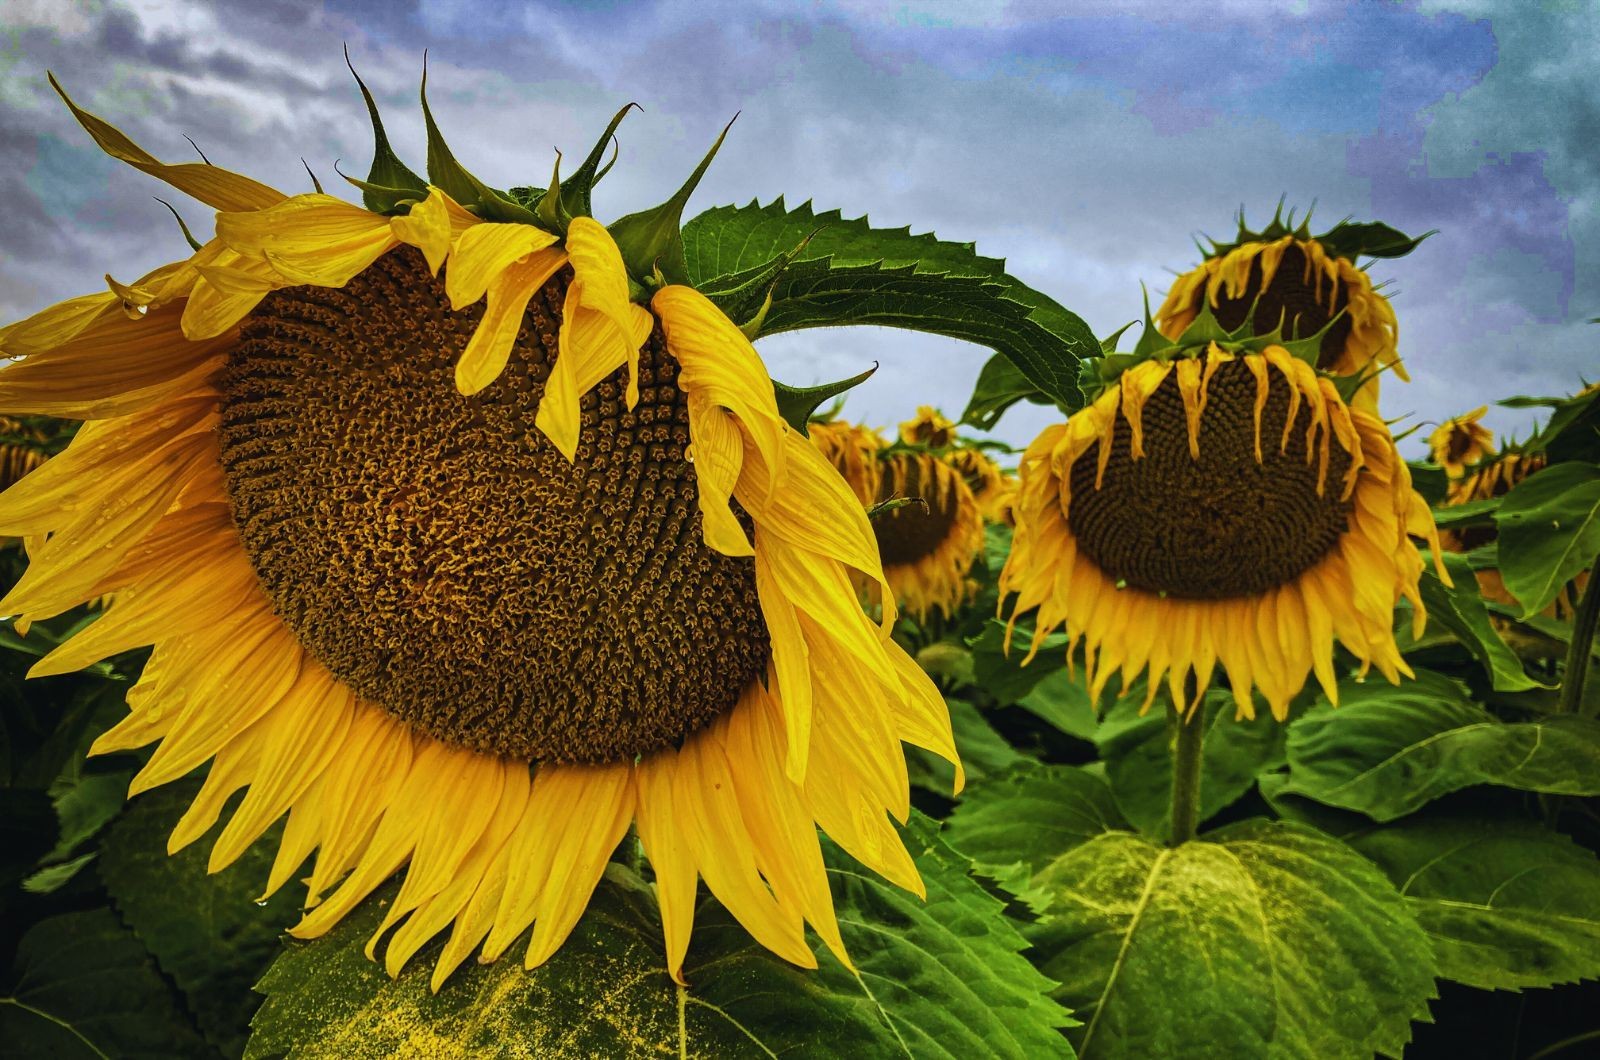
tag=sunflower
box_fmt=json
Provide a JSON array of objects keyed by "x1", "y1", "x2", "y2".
[
  {"x1": 1002, "y1": 306, "x2": 1445, "y2": 721},
  {"x1": 1156, "y1": 208, "x2": 1429, "y2": 409},
  {"x1": 1, "y1": 75, "x2": 960, "y2": 989},
  {"x1": 947, "y1": 446, "x2": 1015, "y2": 523},
  {"x1": 807, "y1": 419, "x2": 883, "y2": 506},
  {"x1": 810, "y1": 413, "x2": 985, "y2": 622},
  {"x1": 1427, "y1": 405, "x2": 1495, "y2": 478}
]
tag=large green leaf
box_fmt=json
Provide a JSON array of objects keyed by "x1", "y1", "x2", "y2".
[
  {"x1": 1025, "y1": 821, "x2": 1436, "y2": 1059},
  {"x1": 1348, "y1": 818, "x2": 1600, "y2": 991},
  {"x1": 1278, "y1": 670, "x2": 1600, "y2": 821},
  {"x1": 247, "y1": 815, "x2": 1073, "y2": 1059},
  {"x1": 945, "y1": 763, "x2": 1129, "y2": 907},
  {"x1": 1494, "y1": 461, "x2": 1600, "y2": 618},
  {"x1": 1015, "y1": 668, "x2": 1099, "y2": 741},
  {"x1": 968, "y1": 619, "x2": 1070, "y2": 706},
  {"x1": 1409, "y1": 552, "x2": 1544, "y2": 691},
  {"x1": 961, "y1": 353, "x2": 1056, "y2": 429},
  {"x1": 682, "y1": 198, "x2": 1095, "y2": 409},
  {"x1": 0, "y1": 908, "x2": 210, "y2": 1059},
  {"x1": 100, "y1": 781, "x2": 303, "y2": 1058},
  {"x1": 1095, "y1": 692, "x2": 1287, "y2": 837}
]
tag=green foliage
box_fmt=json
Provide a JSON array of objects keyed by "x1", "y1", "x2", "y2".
[
  {"x1": 950, "y1": 765, "x2": 1437, "y2": 1060},
  {"x1": 1349, "y1": 817, "x2": 1600, "y2": 991},
  {"x1": 682, "y1": 198, "x2": 1096, "y2": 409},
  {"x1": 0, "y1": 908, "x2": 211, "y2": 1059},
  {"x1": 1277, "y1": 670, "x2": 1600, "y2": 820},
  {"x1": 100, "y1": 782, "x2": 303, "y2": 1057},
  {"x1": 1095, "y1": 693, "x2": 1287, "y2": 837},
  {"x1": 248, "y1": 816, "x2": 1073, "y2": 1059},
  {"x1": 1023, "y1": 822, "x2": 1437, "y2": 1059},
  {"x1": 1495, "y1": 461, "x2": 1600, "y2": 618},
  {"x1": 1409, "y1": 552, "x2": 1545, "y2": 691},
  {"x1": 961, "y1": 353, "x2": 1057, "y2": 429}
]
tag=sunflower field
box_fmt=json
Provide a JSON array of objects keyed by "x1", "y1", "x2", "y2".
[{"x1": 2, "y1": 63, "x2": 1599, "y2": 1060}]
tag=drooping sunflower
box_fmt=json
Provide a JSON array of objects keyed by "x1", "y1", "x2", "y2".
[
  {"x1": 1003, "y1": 305, "x2": 1446, "y2": 720},
  {"x1": 899, "y1": 405, "x2": 1015, "y2": 522},
  {"x1": 809, "y1": 411, "x2": 985, "y2": 622},
  {"x1": 2, "y1": 75, "x2": 960, "y2": 988},
  {"x1": 1155, "y1": 207, "x2": 1430, "y2": 408},
  {"x1": 1427, "y1": 405, "x2": 1495, "y2": 479}
]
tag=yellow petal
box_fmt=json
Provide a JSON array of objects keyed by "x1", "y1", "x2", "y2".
[
  {"x1": 455, "y1": 248, "x2": 566, "y2": 396},
  {"x1": 686, "y1": 395, "x2": 754, "y2": 556},
  {"x1": 444, "y1": 222, "x2": 561, "y2": 309},
  {"x1": 388, "y1": 187, "x2": 468, "y2": 276},
  {"x1": 565, "y1": 218, "x2": 644, "y2": 407},
  {"x1": 215, "y1": 194, "x2": 395, "y2": 288}
]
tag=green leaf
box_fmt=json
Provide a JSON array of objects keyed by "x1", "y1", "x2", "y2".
[
  {"x1": 1494, "y1": 461, "x2": 1600, "y2": 618},
  {"x1": 1023, "y1": 820, "x2": 1436, "y2": 1059},
  {"x1": 1348, "y1": 817, "x2": 1600, "y2": 991},
  {"x1": 1408, "y1": 460, "x2": 1448, "y2": 507},
  {"x1": 1314, "y1": 219, "x2": 1434, "y2": 260},
  {"x1": 1411, "y1": 551, "x2": 1545, "y2": 691},
  {"x1": 1278, "y1": 669, "x2": 1600, "y2": 821},
  {"x1": 1096, "y1": 692, "x2": 1287, "y2": 837},
  {"x1": 968, "y1": 619, "x2": 1069, "y2": 706},
  {"x1": 0, "y1": 908, "x2": 210, "y2": 1059},
  {"x1": 682, "y1": 198, "x2": 1096, "y2": 410},
  {"x1": 1515, "y1": 384, "x2": 1600, "y2": 465},
  {"x1": 1015, "y1": 668, "x2": 1099, "y2": 741},
  {"x1": 100, "y1": 781, "x2": 303, "y2": 1058},
  {"x1": 247, "y1": 815, "x2": 1073, "y2": 1059},
  {"x1": 961, "y1": 353, "x2": 1056, "y2": 430},
  {"x1": 907, "y1": 696, "x2": 1024, "y2": 795},
  {"x1": 1429, "y1": 496, "x2": 1501, "y2": 530},
  {"x1": 945, "y1": 763, "x2": 1128, "y2": 907}
]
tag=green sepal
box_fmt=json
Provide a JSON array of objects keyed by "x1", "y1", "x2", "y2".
[
  {"x1": 301, "y1": 159, "x2": 323, "y2": 194},
  {"x1": 1099, "y1": 319, "x2": 1137, "y2": 354},
  {"x1": 152, "y1": 197, "x2": 201, "y2": 251},
  {"x1": 1130, "y1": 284, "x2": 1166, "y2": 359},
  {"x1": 773, "y1": 364, "x2": 877, "y2": 434},
  {"x1": 609, "y1": 115, "x2": 736, "y2": 286},
  {"x1": 344, "y1": 47, "x2": 427, "y2": 214},
  {"x1": 556, "y1": 103, "x2": 636, "y2": 222},
  {"x1": 1204, "y1": 200, "x2": 1434, "y2": 263},
  {"x1": 533, "y1": 150, "x2": 566, "y2": 230},
  {"x1": 419, "y1": 59, "x2": 541, "y2": 225},
  {"x1": 868, "y1": 496, "x2": 924, "y2": 520}
]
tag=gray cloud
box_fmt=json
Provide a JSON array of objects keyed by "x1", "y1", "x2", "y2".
[{"x1": 1, "y1": 0, "x2": 1593, "y2": 459}]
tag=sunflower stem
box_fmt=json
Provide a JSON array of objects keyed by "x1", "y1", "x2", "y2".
[
  {"x1": 1558, "y1": 558, "x2": 1600, "y2": 717},
  {"x1": 1167, "y1": 676, "x2": 1205, "y2": 847}
]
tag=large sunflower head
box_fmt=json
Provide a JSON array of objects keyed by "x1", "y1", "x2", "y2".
[
  {"x1": 1427, "y1": 405, "x2": 1495, "y2": 479},
  {"x1": 1155, "y1": 206, "x2": 1431, "y2": 407},
  {"x1": 1, "y1": 73, "x2": 960, "y2": 988},
  {"x1": 1004, "y1": 308, "x2": 1446, "y2": 720}
]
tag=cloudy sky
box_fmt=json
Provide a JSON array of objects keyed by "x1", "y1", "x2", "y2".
[{"x1": 2, "y1": 0, "x2": 1594, "y2": 454}]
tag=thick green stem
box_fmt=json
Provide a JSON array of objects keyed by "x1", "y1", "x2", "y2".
[
  {"x1": 1167, "y1": 679, "x2": 1205, "y2": 847},
  {"x1": 1559, "y1": 560, "x2": 1600, "y2": 716}
]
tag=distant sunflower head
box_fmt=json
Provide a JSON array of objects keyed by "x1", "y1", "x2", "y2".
[
  {"x1": 1004, "y1": 309, "x2": 1445, "y2": 720},
  {"x1": 1427, "y1": 405, "x2": 1495, "y2": 478},
  {"x1": 1155, "y1": 206, "x2": 1430, "y2": 408},
  {"x1": 946, "y1": 445, "x2": 1015, "y2": 523},
  {"x1": 1437, "y1": 445, "x2": 1570, "y2": 612},
  {"x1": 0, "y1": 73, "x2": 960, "y2": 988},
  {"x1": 899, "y1": 405, "x2": 956, "y2": 447},
  {"x1": 811, "y1": 414, "x2": 986, "y2": 622},
  {"x1": 807, "y1": 419, "x2": 884, "y2": 506}
]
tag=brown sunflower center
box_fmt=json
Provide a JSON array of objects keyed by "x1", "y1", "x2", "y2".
[
  {"x1": 874, "y1": 452, "x2": 965, "y2": 566},
  {"x1": 1206, "y1": 244, "x2": 1352, "y2": 371},
  {"x1": 217, "y1": 246, "x2": 769, "y2": 764},
  {"x1": 1067, "y1": 358, "x2": 1354, "y2": 599}
]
